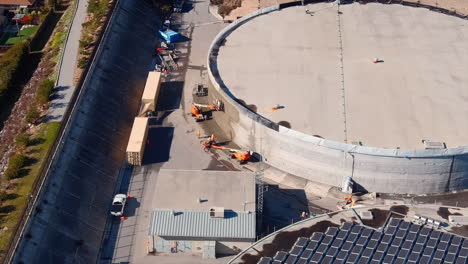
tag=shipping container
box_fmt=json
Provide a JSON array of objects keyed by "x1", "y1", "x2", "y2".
[
  {"x1": 141, "y1": 71, "x2": 162, "y2": 112},
  {"x1": 126, "y1": 117, "x2": 149, "y2": 166}
]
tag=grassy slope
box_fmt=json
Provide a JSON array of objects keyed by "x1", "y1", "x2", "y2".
[{"x1": 0, "y1": 122, "x2": 60, "y2": 259}]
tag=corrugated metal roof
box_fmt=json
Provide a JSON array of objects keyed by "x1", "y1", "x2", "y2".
[{"x1": 149, "y1": 210, "x2": 256, "y2": 239}]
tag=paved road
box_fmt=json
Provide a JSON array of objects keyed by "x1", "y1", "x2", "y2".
[
  {"x1": 98, "y1": 0, "x2": 230, "y2": 263},
  {"x1": 47, "y1": 0, "x2": 89, "y2": 122}
]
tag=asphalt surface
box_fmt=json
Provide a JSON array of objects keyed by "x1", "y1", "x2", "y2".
[
  {"x1": 13, "y1": 1, "x2": 162, "y2": 263},
  {"x1": 98, "y1": 0, "x2": 230, "y2": 263},
  {"x1": 47, "y1": 0, "x2": 89, "y2": 122}
]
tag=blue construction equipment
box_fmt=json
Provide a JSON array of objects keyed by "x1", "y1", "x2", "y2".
[{"x1": 159, "y1": 29, "x2": 179, "y2": 43}]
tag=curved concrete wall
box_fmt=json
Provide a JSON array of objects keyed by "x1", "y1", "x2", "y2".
[{"x1": 207, "y1": 2, "x2": 468, "y2": 194}]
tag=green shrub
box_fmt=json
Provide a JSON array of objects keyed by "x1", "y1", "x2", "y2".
[
  {"x1": 77, "y1": 57, "x2": 89, "y2": 69},
  {"x1": 51, "y1": 31, "x2": 65, "y2": 50},
  {"x1": 25, "y1": 105, "x2": 40, "y2": 124},
  {"x1": 16, "y1": 132, "x2": 30, "y2": 149},
  {"x1": 37, "y1": 79, "x2": 55, "y2": 104},
  {"x1": 0, "y1": 40, "x2": 30, "y2": 106},
  {"x1": 4, "y1": 154, "x2": 26, "y2": 180}
]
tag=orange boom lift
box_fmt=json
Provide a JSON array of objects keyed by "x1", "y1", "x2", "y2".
[
  {"x1": 201, "y1": 135, "x2": 251, "y2": 164},
  {"x1": 190, "y1": 99, "x2": 223, "y2": 121}
]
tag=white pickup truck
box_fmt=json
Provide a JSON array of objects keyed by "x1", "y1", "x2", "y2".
[{"x1": 110, "y1": 194, "x2": 127, "y2": 216}]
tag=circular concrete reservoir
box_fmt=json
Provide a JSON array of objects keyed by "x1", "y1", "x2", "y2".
[
  {"x1": 215, "y1": 2, "x2": 468, "y2": 150},
  {"x1": 207, "y1": 2, "x2": 468, "y2": 194}
]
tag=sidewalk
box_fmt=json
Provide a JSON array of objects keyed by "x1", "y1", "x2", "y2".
[{"x1": 47, "y1": 0, "x2": 89, "y2": 121}]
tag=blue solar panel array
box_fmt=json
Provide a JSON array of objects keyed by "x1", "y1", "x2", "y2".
[{"x1": 257, "y1": 218, "x2": 468, "y2": 264}]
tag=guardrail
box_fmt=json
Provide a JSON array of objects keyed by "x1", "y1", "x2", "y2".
[{"x1": 3, "y1": 0, "x2": 119, "y2": 262}]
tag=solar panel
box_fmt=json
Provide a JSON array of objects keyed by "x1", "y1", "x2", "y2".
[
  {"x1": 331, "y1": 239, "x2": 344, "y2": 249},
  {"x1": 322, "y1": 255, "x2": 334, "y2": 264},
  {"x1": 402, "y1": 241, "x2": 413, "y2": 250},
  {"x1": 399, "y1": 221, "x2": 410, "y2": 230},
  {"x1": 440, "y1": 233, "x2": 452, "y2": 243},
  {"x1": 341, "y1": 242, "x2": 353, "y2": 252},
  {"x1": 326, "y1": 246, "x2": 338, "y2": 258},
  {"x1": 290, "y1": 245, "x2": 303, "y2": 256},
  {"x1": 386, "y1": 245, "x2": 399, "y2": 256},
  {"x1": 419, "y1": 227, "x2": 431, "y2": 237},
  {"x1": 341, "y1": 222, "x2": 353, "y2": 231},
  {"x1": 300, "y1": 249, "x2": 314, "y2": 260},
  {"x1": 444, "y1": 253, "x2": 456, "y2": 263},
  {"x1": 419, "y1": 255, "x2": 431, "y2": 263},
  {"x1": 397, "y1": 248, "x2": 409, "y2": 259},
  {"x1": 310, "y1": 232, "x2": 324, "y2": 242},
  {"x1": 459, "y1": 247, "x2": 468, "y2": 257},
  {"x1": 273, "y1": 251, "x2": 288, "y2": 261},
  {"x1": 351, "y1": 225, "x2": 363, "y2": 235},
  {"x1": 437, "y1": 241, "x2": 449, "y2": 252},
  {"x1": 346, "y1": 233, "x2": 358, "y2": 243},
  {"x1": 351, "y1": 245, "x2": 363, "y2": 255},
  {"x1": 395, "y1": 229, "x2": 407, "y2": 239},
  {"x1": 391, "y1": 237, "x2": 403, "y2": 247},
  {"x1": 382, "y1": 254, "x2": 395, "y2": 264},
  {"x1": 284, "y1": 255, "x2": 297, "y2": 264},
  {"x1": 451, "y1": 236, "x2": 462, "y2": 246},
  {"x1": 272, "y1": 261, "x2": 282, "y2": 264},
  {"x1": 430, "y1": 230, "x2": 442, "y2": 240},
  {"x1": 307, "y1": 241, "x2": 318, "y2": 251},
  {"x1": 416, "y1": 235, "x2": 428, "y2": 245},
  {"x1": 409, "y1": 224, "x2": 421, "y2": 233},
  {"x1": 333, "y1": 259, "x2": 345, "y2": 264},
  {"x1": 462, "y1": 239, "x2": 468, "y2": 249},
  {"x1": 322, "y1": 236, "x2": 333, "y2": 246},
  {"x1": 310, "y1": 252, "x2": 323, "y2": 263},
  {"x1": 316, "y1": 244, "x2": 328, "y2": 254},
  {"x1": 447, "y1": 244, "x2": 459, "y2": 255},
  {"x1": 426, "y1": 238, "x2": 438, "y2": 248},
  {"x1": 393, "y1": 258, "x2": 405, "y2": 264},
  {"x1": 370, "y1": 261, "x2": 380, "y2": 264},
  {"x1": 408, "y1": 252, "x2": 420, "y2": 262},
  {"x1": 405, "y1": 232, "x2": 417, "y2": 241},
  {"x1": 381, "y1": 234, "x2": 393, "y2": 244},
  {"x1": 431, "y1": 258, "x2": 442, "y2": 264},
  {"x1": 376, "y1": 243, "x2": 388, "y2": 253},
  {"x1": 422, "y1": 246, "x2": 434, "y2": 257},
  {"x1": 337, "y1": 230, "x2": 349, "y2": 240},
  {"x1": 388, "y1": 218, "x2": 401, "y2": 227},
  {"x1": 357, "y1": 256, "x2": 369, "y2": 264},
  {"x1": 335, "y1": 250, "x2": 348, "y2": 261},
  {"x1": 356, "y1": 237, "x2": 368, "y2": 247},
  {"x1": 296, "y1": 258, "x2": 308, "y2": 264},
  {"x1": 385, "y1": 226, "x2": 397, "y2": 236},
  {"x1": 456, "y1": 256, "x2": 467, "y2": 264},
  {"x1": 361, "y1": 228, "x2": 373, "y2": 238},
  {"x1": 257, "y1": 257, "x2": 272, "y2": 264},
  {"x1": 412, "y1": 243, "x2": 423, "y2": 254},
  {"x1": 362, "y1": 248, "x2": 373, "y2": 258},
  {"x1": 366, "y1": 240, "x2": 378, "y2": 250},
  {"x1": 370, "y1": 231, "x2": 383, "y2": 241},
  {"x1": 371, "y1": 251, "x2": 384, "y2": 261},
  {"x1": 296, "y1": 237, "x2": 310, "y2": 247},
  {"x1": 346, "y1": 253, "x2": 359, "y2": 263},
  {"x1": 326, "y1": 227, "x2": 339, "y2": 237}
]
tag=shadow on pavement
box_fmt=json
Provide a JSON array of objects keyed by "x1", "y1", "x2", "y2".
[
  {"x1": 143, "y1": 127, "x2": 174, "y2": 164},
  {"x1": 156, "y1": 81, "x2": 184, "y2": 111}
]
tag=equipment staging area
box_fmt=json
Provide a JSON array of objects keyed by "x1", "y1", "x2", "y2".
[{"x1": 217, "y1": 2, "x2": 468, "y2": 149}]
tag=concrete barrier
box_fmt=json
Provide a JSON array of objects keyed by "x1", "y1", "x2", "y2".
[{"x1": 207, "y1": 2, "x2": 468, "y2": 194}]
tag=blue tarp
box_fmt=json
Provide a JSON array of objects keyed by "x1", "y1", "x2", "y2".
[{"x1": 159, "y1": 29, "x2": 179, "y2": 43}]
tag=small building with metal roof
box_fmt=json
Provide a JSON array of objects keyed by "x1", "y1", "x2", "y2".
[{"x1": 147, "y1": 169, "x2": 256, "y2": 259}]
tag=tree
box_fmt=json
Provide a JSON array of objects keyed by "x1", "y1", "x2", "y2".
[
  {"x1": 4, "y1": 154, "x2": 26, "y2": 180},
  {"x1": 36, "y1": 79, "x2": 55, "y2": 104},
  {"x1": 16, "y1": 132, "x2": 30, "y2": 150},
  {"x1": 25, "y1": 105, "x2": 40, "y2": 124}
]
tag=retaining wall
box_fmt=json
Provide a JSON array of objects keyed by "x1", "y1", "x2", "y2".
[{"x1": 207, "y1": 1, "x2": 468, "y2": 194}]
